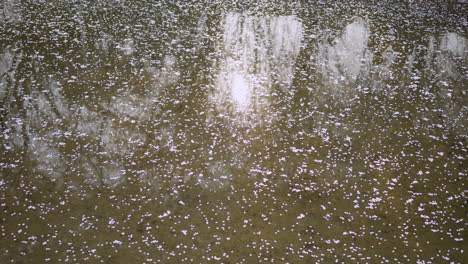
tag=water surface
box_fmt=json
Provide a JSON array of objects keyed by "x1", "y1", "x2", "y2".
[{"x1": 1, "y1": 0, "x2": 466, "y2": 263}]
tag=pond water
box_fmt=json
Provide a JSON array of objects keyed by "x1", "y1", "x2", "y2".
[{"x1": 0, "y1": 0, "x2": 466, "y2": 263}]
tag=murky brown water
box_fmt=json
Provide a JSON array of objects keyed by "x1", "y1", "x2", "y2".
[{"x1": 1, "y1": 0, "x2": 466, "y2": 263}]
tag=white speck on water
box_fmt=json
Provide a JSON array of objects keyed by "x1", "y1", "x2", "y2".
[{"x1": 158, "y1": 210, "x2": 171, "y2": 218}]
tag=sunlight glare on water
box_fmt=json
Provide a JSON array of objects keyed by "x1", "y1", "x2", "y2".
[
  {"x1": 231, "y1": 72, "x2": 250, "y2": 108},
  {"x1": 213, "y1": 12, "x2": 303, "y2": 118}
]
